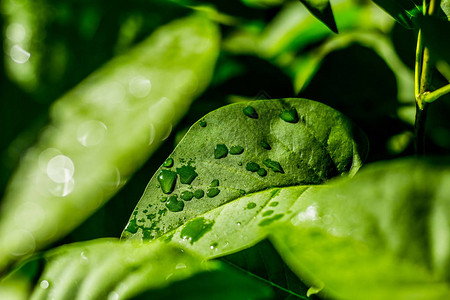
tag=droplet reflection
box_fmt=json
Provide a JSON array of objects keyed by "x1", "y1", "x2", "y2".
[
  {"x1": 129, "y1": 76, "x2": 151, "y2": 98},
  {"x1": 10, "y1": 44, "x2": 30, "y2": 64},
  {"x1": 40, "y1": 280, "x2": 50, "y2": 290},
  {"x1": 46, "y1": 155, "x2": 75, "y2": 183},
  {"x1": 77, "y1": 120, "x2": 107, "y2": 147}
]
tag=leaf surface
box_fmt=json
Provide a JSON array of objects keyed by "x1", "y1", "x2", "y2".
[
  {"x1": 271, "y1": 158, "x2": 450, "y2": 300},
  {"x1": 0, "y1": 13, "x2": 220, "y2": 272},
  {"x1": 27, "y1": 239, "x2": 272, "y2": 300},
  {"x1": 122, "y1": 98, "x2": 368, "y2": 258}
]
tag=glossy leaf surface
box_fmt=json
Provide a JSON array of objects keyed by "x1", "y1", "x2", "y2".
[
  {"x1": 272, "y1": 158, "x2": 450, "y2": 300},
  {"x1": 371, "y1": 0, "x2": 423, "y2": 29},
  {"x1": 122, "y1": 98, "x2": 368, "y2": 258}
]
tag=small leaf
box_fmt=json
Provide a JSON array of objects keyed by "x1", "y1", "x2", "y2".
[
  {"x1": 271, "y1": 158, "x2": 450, "y2": 300},
  {"x1": 121, "y1": 98, "x2": 368, "y2": 258},
  {"x1": 298, "y1": 0, "x2": 338, "y2": 33},
  {"x1": 372, "y1": 0, "x2": 423, "y2": 29}
]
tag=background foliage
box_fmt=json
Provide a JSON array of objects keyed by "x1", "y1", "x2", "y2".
[{"x1": 0, "y1": 0, "x2": 449, "y2": 299}]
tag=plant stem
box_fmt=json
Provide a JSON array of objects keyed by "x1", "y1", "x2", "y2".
[
  {"x1": 414, "y1": 0, "x2": 439, "y2": 155},
  {"x1": 423, "y1": 83, "x2": 450, "y2": 103}
]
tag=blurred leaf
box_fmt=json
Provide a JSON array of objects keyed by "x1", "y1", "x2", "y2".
[
  {"x1": 0, "y1": 13, "x2": 220, "y2": 272},
  {"x1": 420, "y1": 15, "x2": 450, "y2": 65},
  {"x1": 121, "y1": 99, "x2": 368, "y2": 258},
  {"x1": 27, "y1": 239, "x2": 218, "y2": 299},
  {"x1": 371, "y1": 0, "x2": 423, "y2": 29},
  {"x1": 298, "y1": 0, "x2": 338, "y2": 33},
  {"x1": 223, "y1": 240, "x2": 312, "y2": 299},
  {"x1": 272, "y1": 158, "x2": 450, "y2": 300}
]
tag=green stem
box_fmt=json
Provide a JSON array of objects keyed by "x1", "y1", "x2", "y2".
[
  {"x1": 414, "y1": 0, "x2": 439, "y2": 155},
  {"x1": 423, "y1": 83, "x2": 450, "y2": 103}
]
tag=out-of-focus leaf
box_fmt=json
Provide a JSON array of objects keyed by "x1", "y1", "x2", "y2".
[
  {"x1": 371, "y1": 0, "x2": 423, "y2": 29},
  {"x1": 420, "y1": 15, "x2": 450, "y2": 65},
  {"x1": 223, "y1": 240, "x2": 312, "y2": 299},
  {"x1": 24, "y1": 239, "x2": 272, "y2": 300},
  {"x1": 272, "y1": 158, "x2": 450, "y2": 300},
  {"x1": 0, "y1": 13, "x2": 220, "y2": 272},
  {"x1": 298, "y1": 0, "x2": 338, "y2": 33},
  {"x1": 121, "y1": 99, "x2": 368, "y2": 258}
]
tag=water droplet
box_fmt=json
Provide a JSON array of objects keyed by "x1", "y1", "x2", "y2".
[
  {"x1": 239, "y1": 189, "x2": 246, "y2": 196},
  {"x1": 129, "y1": 76, "x2": 152, "y2": 98},
  {"x1": 157, "y1": 170, "x2": 177, "y2": 194},
  {"x1": 149, "y1": 123, "x2": 156, "y2": 145},
  {"x1": 258, "y1": 214, "x2": 284, "y2": 226},
  {"x1": 163, "y1": 158, "x2": 174, "y2": 168},
  {"x1": 263, "y1": 159, "x2": 284, "y2": 173},
  {"x1": 176, "y1": 165, "x2": 198, "y2": 184},
  {"x1": 280, "y1": 108, "x2": 299, "y2": 123},
  {"x1": 180, "y1": 191, "x2": 194, "y2": 201},
  {"x1": 47, "y1": 179, "x2": 75, "y2": 197},
  {"x1": 210, "y1": 179, "x2": 219, "y2": 187},
  {"x1": 194, "y1": 189, "x2": 204, "y2": 199},
  {"x1": 257, "y1": 168, "x2": 267, "y2": 177},
  {"x1": 80, "y1": 251, "x2": 88, "y2": 261},
  {"x1": 207, "y1": 188, "x2": 220, "y2": 198},
  {"x1": 200, "y1": 120, "x2": 207, "y2": 127},
  {"x1": 243, "y1": 106, "x2": 258, "y2": 119},
  {"x1": 10, "y1": 44, "x2": 30, "y2": 64},
  {"x1": 210, "y1": 242, "x2": 218, "y2": 250},
  {"x1": 236, "y1": 222, "x2": 241, "y2": 226},
  {"x1": 40, "y1": 280, "x2": 50, "y2": 289},
  {"x1": 262, "y1": 210, "x2": 274, "y2": 216},
  {"x1": 247, "y1": 202, "x2": 257, "y2": 209},
  {"x1": 176, "y1": 263, "x2": 187, "y2": 269},
  {"x1": 108, "y1": 291, "x2": 120, "y2": 300},
  {"x1": 180, "y1": 217, "x2": 214, "y2": 244},
  {"x1": 269, "y1": 201, "x2": 279, "y2": 207},
  {"x1": 47, "y1": 155, "x2": 75, "y2": 183},
  {"x1": 165, "y1": 196, "x2": 184, "y2": 212},
  {"x1": 214, "y1": 144, "x2": 228, "y2": 159},
  {"x1": 125, "y1": 219, "x2": 139, "y2": 234},
  {"x1": 156, "y1": 184, "x2": 160, "y2": 188},
  {"x1": 38, "y1": 148, "x2": 62, "y2": 172},
  {"x1": 238, "y1": 162, "x2": 243, "y2": 166},
  {"x1": 229, "y1": 146, "x2": 244, "y2": 155},
  {"x1": 261, "y1": 140, "x2": 271, "y2": 150},
  {"x1": 246, "y1": 162, "x2": 260, "y2": 172},
  {"x1": 77, "y1": 120, "x2": 107, "y2": 147}
]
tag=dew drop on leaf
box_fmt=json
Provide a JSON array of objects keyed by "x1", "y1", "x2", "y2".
[
  {"x1": 280, "y1": 108, "x2": 299, "y2": 123},
  {"x1": 157, "y1": 170, "x2": 177, "y2": 194},
  {"x1": 210, "y1": 179, "x2": 219, "y2": 187},
  {"x1": 263, "y1": 159, "x2": 284, "y2": 173},
  {"x1": 163, "y1": 157, "x2": 174, "y2": 168},
  {"x1": 180, "y1": 191, "x2": 194, "y2": 201},
  {"x1": 262, "y1": 210, "x2": 274, "y2": 216},
  {"x1": 229, "y1": 146, "x2": 244, "y2": 155},
  {"x1": 194, "y1": 189, "x2": 204, "y2": 199},
  {"x1": 269, "y1": 201, "x2": 279, "y2": 207},
  {"x1": 207, "y1": 188, "x2": 220, "y2": 198},
  {"x1": 176, "y1": 165, "x2": 198, "y2": 184},
  {"x1": 258, "y1": 214, "x2": 284, "y2": 226},
  {"x1": 214, "y1": 144, "x2": 228, "y2": 159},
  {"x1": 180, "y1": 217, "x2": 215, "y2": 245},
  {"x1": 160, "y1": 197, "x2": 167, "y2": 202},
  {"x1": 199, "y1": 120, "x2": 207, "y2": 127},
  {"x1": 257, "y1": 168, "x2": 267, "y2": 177},
  {"x1": 246, "y1": 162, "x2": 260, "y2": 172},
  {"x1": 165, "y1": 195, "x2": 184, "y2": 212},
  {"x1": 260, "y1": 140, "x2": 271, "y2": 150},
  {"x1": 247, "y1": 202, "x2": 257, "y2": 209},
  {"x1": 125, "y1": 218, "x2": 139, "y2": 234},
  {"x1": 243, "y1": 106, "x2": 258, "y2": 119}
]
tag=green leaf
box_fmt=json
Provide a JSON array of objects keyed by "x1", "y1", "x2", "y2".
[
  {"x1": 121, "y1": 98, "x2": 368, "y2": 258},
  {"x1": 271, "y1": 158, "x2": 450, "y2": 300},
  {"x1": 25, "y1": 239, "x2": 271, "y2": 300},
  {"x1": 298, "y1": 0, "x2": 338, "y2": 33},
  {"x1": 371, "y1": 0, "x2": 423, "y2": 29},
  {"x1": 0, "y1": 13, "x2": 220, "y2": 272}
]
